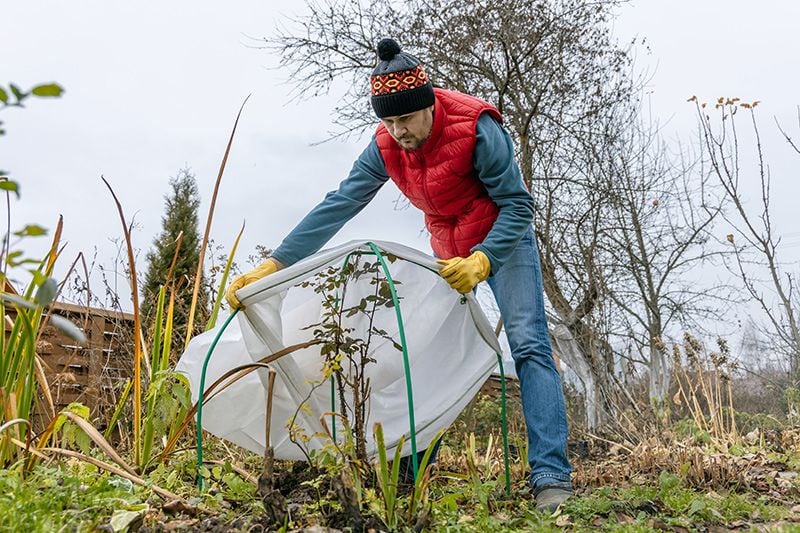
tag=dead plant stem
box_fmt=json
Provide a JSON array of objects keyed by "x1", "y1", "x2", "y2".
[{"x1": 184, "y1": 95, "x2": 250, "y2": 350}]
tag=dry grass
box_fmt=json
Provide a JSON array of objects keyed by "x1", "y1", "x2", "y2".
[{"x1": 575, "y1": 429, "x2": 799, "y2": 498}]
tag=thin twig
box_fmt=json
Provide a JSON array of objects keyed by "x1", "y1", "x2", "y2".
[{"x1": 579, "y1": 430, "x2": 634, "y2": 454}]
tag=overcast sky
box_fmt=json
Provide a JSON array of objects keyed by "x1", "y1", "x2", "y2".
[{"x1": 2, "y1": 1, "x2": 799, "y2": 310}]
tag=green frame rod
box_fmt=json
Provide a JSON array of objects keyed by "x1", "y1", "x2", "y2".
[{"x1": 196, "y1": 308, "x2": 239, "y2": 490}]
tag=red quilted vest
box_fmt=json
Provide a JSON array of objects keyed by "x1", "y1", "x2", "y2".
[{"x1": 376, "y1": 88, "x2": 502, "y2": 259}]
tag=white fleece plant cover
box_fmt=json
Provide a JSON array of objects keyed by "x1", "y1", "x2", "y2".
[{"x1": 176, "y1": 240, "x2": 501, "y2": 461}]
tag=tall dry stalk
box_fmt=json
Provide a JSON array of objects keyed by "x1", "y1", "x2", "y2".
[
  {"x1": 102, "y1": 177, "x2": 145, "y2": 467},
  {"x1": 257, "y1": 367, "x2": 286, "y2": 526},
  {"x1": 158, "y1": 339, "x2": 320, "y2": 461},
  {"x1": 184, "y1": 95, "x2": 250, "y2": 349},
  {"x1": 671, "y1": 333, "x2": 738, "y2": 449}
]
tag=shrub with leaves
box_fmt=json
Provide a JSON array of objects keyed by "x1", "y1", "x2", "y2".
[{"x1": 293, "y1": 253, "x2": 402, "y2": 464}]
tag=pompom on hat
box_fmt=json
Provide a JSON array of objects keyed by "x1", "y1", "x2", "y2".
[{"x1": 370, "y1": 38, "x2": 435, "y2": 118}]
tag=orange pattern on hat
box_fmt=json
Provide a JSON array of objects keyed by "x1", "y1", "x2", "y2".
[{"x1": 370, "y1": 66, "x2": 429, "y2": 96}]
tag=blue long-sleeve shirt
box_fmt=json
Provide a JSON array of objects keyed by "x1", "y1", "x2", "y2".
[{"x1": 272, "y1": 113, "x2": 534, "y2": 274}]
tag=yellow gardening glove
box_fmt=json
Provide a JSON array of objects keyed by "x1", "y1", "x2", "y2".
[
  {"x1": 436, "y1": 250, "x2": 491, "y2": 294},
  {"x1": 225, "y1": 258, "x2": 282, "y2": 309}
]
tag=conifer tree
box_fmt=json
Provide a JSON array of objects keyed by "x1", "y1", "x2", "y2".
[{"x1": 142, "y1": 168, "x2": 208, "y2": 346}]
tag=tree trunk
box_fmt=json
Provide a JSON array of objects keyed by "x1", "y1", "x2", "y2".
[
  {"x1": 551, "y1": 324, "x2": 600, "y2": 429},
  {"x1": 538, "y1": 238, "x2": 619, "y2": 429},
  {"x1": 648, "y1": 341, "x2": 670, "y2": 414}
]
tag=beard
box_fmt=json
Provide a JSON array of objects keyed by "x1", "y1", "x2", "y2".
[
  {"x1": 398, "y1": 136, "x2": 424, "y2": 150},
  {"x1": 396, "y1": 125, "x2": 433, "y2": 151}
]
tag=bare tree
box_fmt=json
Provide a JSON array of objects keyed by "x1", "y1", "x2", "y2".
[
  {"x1": 412, "y1": 0, "x2": 643, "y2": 430},
  {"x1": 265, "y1": 0, "x2": 401, "y2": 139},
  {"x1": 265, "y1": 0, "x2": 641, "y2": 428},
  {"x1": 268, "y1": 0, "x2": 633, "y2": 161},
  {"x1": 597, "y1": 107, "x2": 729, "y2": 410},
  {"x1": 695, "y1": 98, "x2": 800, "y2": 384}
]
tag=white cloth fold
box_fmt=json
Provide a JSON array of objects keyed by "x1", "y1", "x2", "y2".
[{"x1": 176, "y1": 240, "x2": 500, "y2": 460}]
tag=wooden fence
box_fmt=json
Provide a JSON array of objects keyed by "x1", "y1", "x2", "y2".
[{"x1": 5, "y1": 301, "x2": 135, "y2": 427}]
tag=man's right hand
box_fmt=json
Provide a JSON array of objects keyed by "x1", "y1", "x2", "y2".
[{"x1": 225, "y1": 257, "x2": 283, "y2": 309}]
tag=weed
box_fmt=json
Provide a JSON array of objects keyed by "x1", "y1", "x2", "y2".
[
  {"x1": 0, "y1": 464, "x2": 142, "y2": 531},
  {"x1": 1, "y1": 213, "x2": 87, "y2": 466},
  {"x1": 671, "y1": 334, "x2": 739, "y2": 450},
  {"x1": 561, "y1": 474, "x2": 791, "y2": 529}
]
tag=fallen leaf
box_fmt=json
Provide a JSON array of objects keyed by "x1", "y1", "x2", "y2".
[
  {"x1": 555, "y1": 515, "x2": 572, "y2": 527},
  {"x1": 163, "y1": 519, "x2": 199, "y2": 531},
  {"x1": 163, "y1": 499, "x2": 198, "y2": 517},
  {"x1": 648, "y1": 517, "x2": 670, "y2": 530},
  {"x1": 672, "y1": 390, "x2": 682, "y2": 406},
  {"x1": 109, "y1": 505, "x2": 148, "y2": 532}
]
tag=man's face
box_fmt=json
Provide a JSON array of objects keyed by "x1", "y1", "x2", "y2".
[{"x1": 380, "y1": 106, "x2": 434, "y2": 151}]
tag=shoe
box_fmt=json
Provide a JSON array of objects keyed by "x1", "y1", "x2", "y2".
[{"x1": 533, "y1": 481, "x2": 573, "y2": 514}]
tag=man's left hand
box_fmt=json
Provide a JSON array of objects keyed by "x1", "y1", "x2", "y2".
[{"x1": 437, "y1": 250, "x2": 491, "y2": 294}]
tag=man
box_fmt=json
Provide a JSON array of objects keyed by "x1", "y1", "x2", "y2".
[{"x1": 226, "y1": 38, "x2": 573, "y2": 513}]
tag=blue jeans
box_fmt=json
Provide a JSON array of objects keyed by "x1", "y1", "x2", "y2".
[
  {"x1": 399, "y1": 227, "x2": 571, "y2": 488},
  {"x1": 487, "y1": 226, "x2": 572, "y2": 490}
]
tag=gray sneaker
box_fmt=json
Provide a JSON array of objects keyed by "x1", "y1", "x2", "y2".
[{"x1": 533, "y1": 481, "x2": 573, "y2": 514}]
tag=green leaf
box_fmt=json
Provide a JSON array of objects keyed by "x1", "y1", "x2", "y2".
[
  {"x1": 0, "y1": 179, "x2": 19, "y2": 198},
  {"x1": 75, "y1": 427, "x2": 92, "y2": 454},
  {"x1": 104, "y1": 379, "x2": 132, "y2": 441},
  {"x1": 31, "y1": 270, "x2": 47, "y2": 286},
  {"x1": 65, "y1": 402, "x2": 91, "y2": 419},
  {"x1": 0, "y1": 87, "x2": 7, "y2": 104},
  {"x1": 172, "y1": 378, "x2": 191, "y2": 407},
  {"x1": 31, "y1": 83, "x2": 64, "y2": 97},
  {"x1": 658, "y1": 470, "x2": 680, "y2": 492},
  {"x1": 109, "y1": 506, "x2": 149, "y2": 532},
  {"x1": 687, "y1": 497, "x2": 706, "y2": 516},
  {"x1": 729, "y1": 443, "x2": 745, "y2": 456},
  {"x1": 13, "y1": 224, "x2": 47, "y2": 237},
  {"x1": 0, "y1": 291, "x2": 37, "y2": 310},
  {"x1": 52, "y1": 413, "x2": 68, "y2": 433},
  {"x1": 12, "y1": 258, "x2": 41, "y2": 267},
  {"x1": 50, "y1": 314, "x2": 87, "y2": 343},
  {"x1": 107, "y1": 477, "x2": 135, "y2": 493},
  {"x1": 9, "y1": 84, "x2": 25, "y2": 101},
  {"x1": 34, "y1": 277, "x2": 58, "y2": 306},
  {"x1": 7, "y1": 249, "x2": 42, "y2": 267}
]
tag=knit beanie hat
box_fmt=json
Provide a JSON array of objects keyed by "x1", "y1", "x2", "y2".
[{"x1": 370, "y1": 38, "x2": 435, "y2": 118}]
